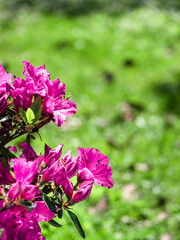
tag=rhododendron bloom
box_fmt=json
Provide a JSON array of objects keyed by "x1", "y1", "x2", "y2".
[
  {"x1": 11, "y1": 78, "x2": 32, "y2": 109},
  {"x1": 20, "y1": 142, "x2": 38, "y2": 161},
  {"x1": 21, "y1": 185, "x2": 39, "y2": 200},
  {"x1": 30, "y1": 201, "x2": 54, "y2": 222},
  {"x1": 0, "y1": 61, "x2": 114, "y2": 240},
  {"x1": 12, "y1": 158, "x2": 38, "y2": 188},
  {"x1": 0, "y1": 92, "x2": 9, "y2": 114},
  {"x1": 78, "y1": 148, "x2": 114, "y2": 188},
  {"x1": 22, "y1": 61, "x2": 50, "y2": 97},
  {"x1": 0, "y1": 207, "x2": 45, "y2": 240},
  {"x1": 62, "y1": 150, "x2": 78, "y2": 178},
  {"x1": 42, "y1": 79, "x2": 77, "y2": 126},
  {"x1": 8, "y1": 181, "x2": 21, "y2": 200},
  {"x1": 44, "y1": 144, "x2": 63, "y2": 166},
  {"x1": 0, "y1": 161, "x2": 15, "y2": 185},
  {"x1": 41, "y1": 160, "x2": 66, "y2": 184},
  {"x1": 71, "y1": 179, "x2": 94, "y2": 204},
  {"x1": 0, "y1": 65, "x2": 12, "y2": 92}
]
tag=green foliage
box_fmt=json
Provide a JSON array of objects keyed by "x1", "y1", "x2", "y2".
[
  {"x1": 0, "y1": 147, "x2": 17, "y2": 167},
  {"x1": 42, "y1": 194, "x2": 57, "y2": 214},
  {"x1": 31, "y1": 97, "x2": 42, "y2": 121},
  {"x1": 26, "y1": 108, "x2": 35, "y2": 124},
  {"x1": 20, "y1": 201, "x2": 37, "y2": 208},
  {"x1": 66, "y1": 210, "x2": 85, "y2": 239},
  {"x1": 48, "y1": 219, "x2": 62, "y2": 228}
]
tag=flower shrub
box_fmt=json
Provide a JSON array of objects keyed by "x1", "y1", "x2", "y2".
[{"x1": 0, "y1": 62, "x2": 113, "y2": 240}]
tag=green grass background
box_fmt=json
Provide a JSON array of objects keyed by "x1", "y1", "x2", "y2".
[{"x1": 1, "y1": 4, "x2": 180, "y2": 240}]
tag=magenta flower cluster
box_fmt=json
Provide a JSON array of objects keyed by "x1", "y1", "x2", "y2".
[
  {"x1": 0, "y1": 62, "x2": 113, "y2": 240},
  {"x1": 0, "y1": 61, "x2": 77, "y2": 127}
]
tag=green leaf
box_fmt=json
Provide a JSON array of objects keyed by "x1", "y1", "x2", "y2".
[
  {"x1": 0, "y1": 147, "x2": 16, "y2": 168},
  {"x1": 67, "y1": 210, "x2": 85, "y2": 239},
  {"x1": 0, "y1": 229, "x2": 3, "y2": 238},
  {"x1": 54, "y1": 197, "x2": 62, "y2": 209},
  {"x1": 0, "y1": 147, "x2": 16, "y2": 159},
  {"x1": 58, "y1": 209, "x2": 63, "y2": 219},
  {"x1": 26, "y1": 108, "x2": 35, "y2": 124},
  {"x1": 19, "y1": 107, "x2": 27, "y2": 124},
  {"x1": 48, "y1": 219, "x2": 62, "y2": 227},
  {"x1": 42, "y1": 193, "x2": 57, "y2": 213},
  {"x1": 2, "y1": 156, "x2": 8, "y2": 168},
  {"x1": 31, "y1": 97, "x2": 42, "y2": 121},
  {"x1": 20, "y1": 201, "x2": 37, "y2": 208},
  {"x1": 26, "y1": 133, "x2": 36, "y2": 145}
]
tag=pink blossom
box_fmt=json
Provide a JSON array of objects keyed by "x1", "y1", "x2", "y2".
[
  {"x1": 0, "y1": 212, "x2": 45, "y2": 240},
  {"x1": 0, "y1": 65, "x2": 12, "y2": 93},
  {"x1": 61, "y1": 178, "x2": 73, "y2": 199},
  {"x1": 78, "y1": 148, "x2": 114, "y2": 189},
  {"x1": 0, "y1": 93, "x2": 9, "y2": 114},
  {"x1": 12, "y1": 158, "x2": 38, "y2": 188},
  {"x1": 42, "y1": 79, "x2": 77, "y2": 126},
  {"x1": 44, "y1": 144, "x2": 63, "y2": 166},
  {"x1": 22, "y1": 61, "x2": 50, "y2": 97},
  {"x1": 21, "y1": 185, "x2": 39, "y2": 201},
  {"x1": 11, "y1": 78, "x2": 32, "y2": 109},
  {"x1": 0, "y1": 161, "x2": 15, "y2": 185},
  {"x1": 71, "y1": 180, "x2": 94, "y2": 204},
  {"x1": 8, "y1": 181, "x2": 21, "y2": 200},
  {"x1": 62, "y1": 150, "x2": 78, "y2": 178},
  {"x1": 7, "y1": 146, "x2": 17, "y2": 153},
  {"x1": 20, "y1": 142, "x2": 38, "y2": 161},
  {"x1": 41, "y1": 160, "x2": 66, "y2": 185},
  {"x1": 30, "y1": 201, "x2": 54, "y2": 222}
]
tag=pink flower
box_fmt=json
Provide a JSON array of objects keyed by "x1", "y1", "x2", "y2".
[
  {"x1": 0, "y1": 161, "x2": 15, "y2": 185},
  {"x1": 62, "y1": 150, "x2": 78, "y2": 178},
  {"x1": 21, "y1": 185, "x2": 39, "y2": 201},
  {"x1": 78, "y1": 148, "x2": 114, "y2": 189},
  {"x1": 22, "y1": 61, "x2": 50, "y2": 97},
  {"x1": 42, "y1": 79, "x2": 77, "y2": 126},
  {"x1": 0, "y1": 212, "x2": 45, "y2": 240},
  {"x1": 71, "y1": 180, "x2": 94, "y2": 204},
  {"x1": 41, "y1": 160, "x2": 66, "y2": 185},
  {"x1": 61, "y1": 178, "x2": 73, "y2": 199},
  {"x1": 7, "y1": 146, "x2": 17, "y2": 153},
  {"x1": 20, "y1": 142, "x2": 38, "y2": 161},
  {"x1": 30, "y1": 201, "x2": 54, "y2": 222},
  {"x1": 11, "y1": 78, "x2": 32, "y2": 109},
  {"x1": 0, "y1": 65, "x2": 12, "y2": 93},
  {"x1": 0, "y1": 92, "x2": 9, "y2": 114},
  {"x1": 8, "y1": 181, "x2": 21, "y2": 200},
  {"x1": 12, "y1": 158, "x2": 38, "y2": 188},
  {"x1": 44, "y1": 144, "x2": 63, "y2": 166}
]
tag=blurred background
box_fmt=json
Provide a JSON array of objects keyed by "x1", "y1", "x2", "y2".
[{"x1": 1, "y1": 0, "x2": 180, "y2": 239}]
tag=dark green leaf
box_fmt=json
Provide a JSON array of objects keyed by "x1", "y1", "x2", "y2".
[
  {"x1": 2, "y1": 156, "x2": 8, "y2": 168},
  {"x1": 20, "y1": 201, "x2": 36, "y2": 208},
  {"x1": 42, "y1": 193, "x2": 57, "y2": 213},
  {"x1": 31, "y1": 97, "x2": 42, "y2": 121},
  {"x1": 48, "y1": 219, "x2": 62, "y2": 227},
  {"x1": 26, "y1": 108, "x2": 35, "y2": 124},
  {"x1": 26, "y1": 134, "x2": 35, "y2": 145},
  {"x1": 55, "y1": 197, "x2": 62, "y2": 209},
  {"x1": 0, "y1": 147, "x2": 17, "y2": 161},
  {"x1": 67, "y1": 210, "x2": 85, "y2": 239},
  {"x1": 58, "y1": 209, "x2": 63, "y2": 219},
  {"x1": 19, "y1": 107, "x2": 27, "y2": 124}
]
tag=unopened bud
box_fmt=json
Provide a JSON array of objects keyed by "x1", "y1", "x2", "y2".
[{"x1": 41, "y1": 161, "x2": 45, "y2": 169}]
